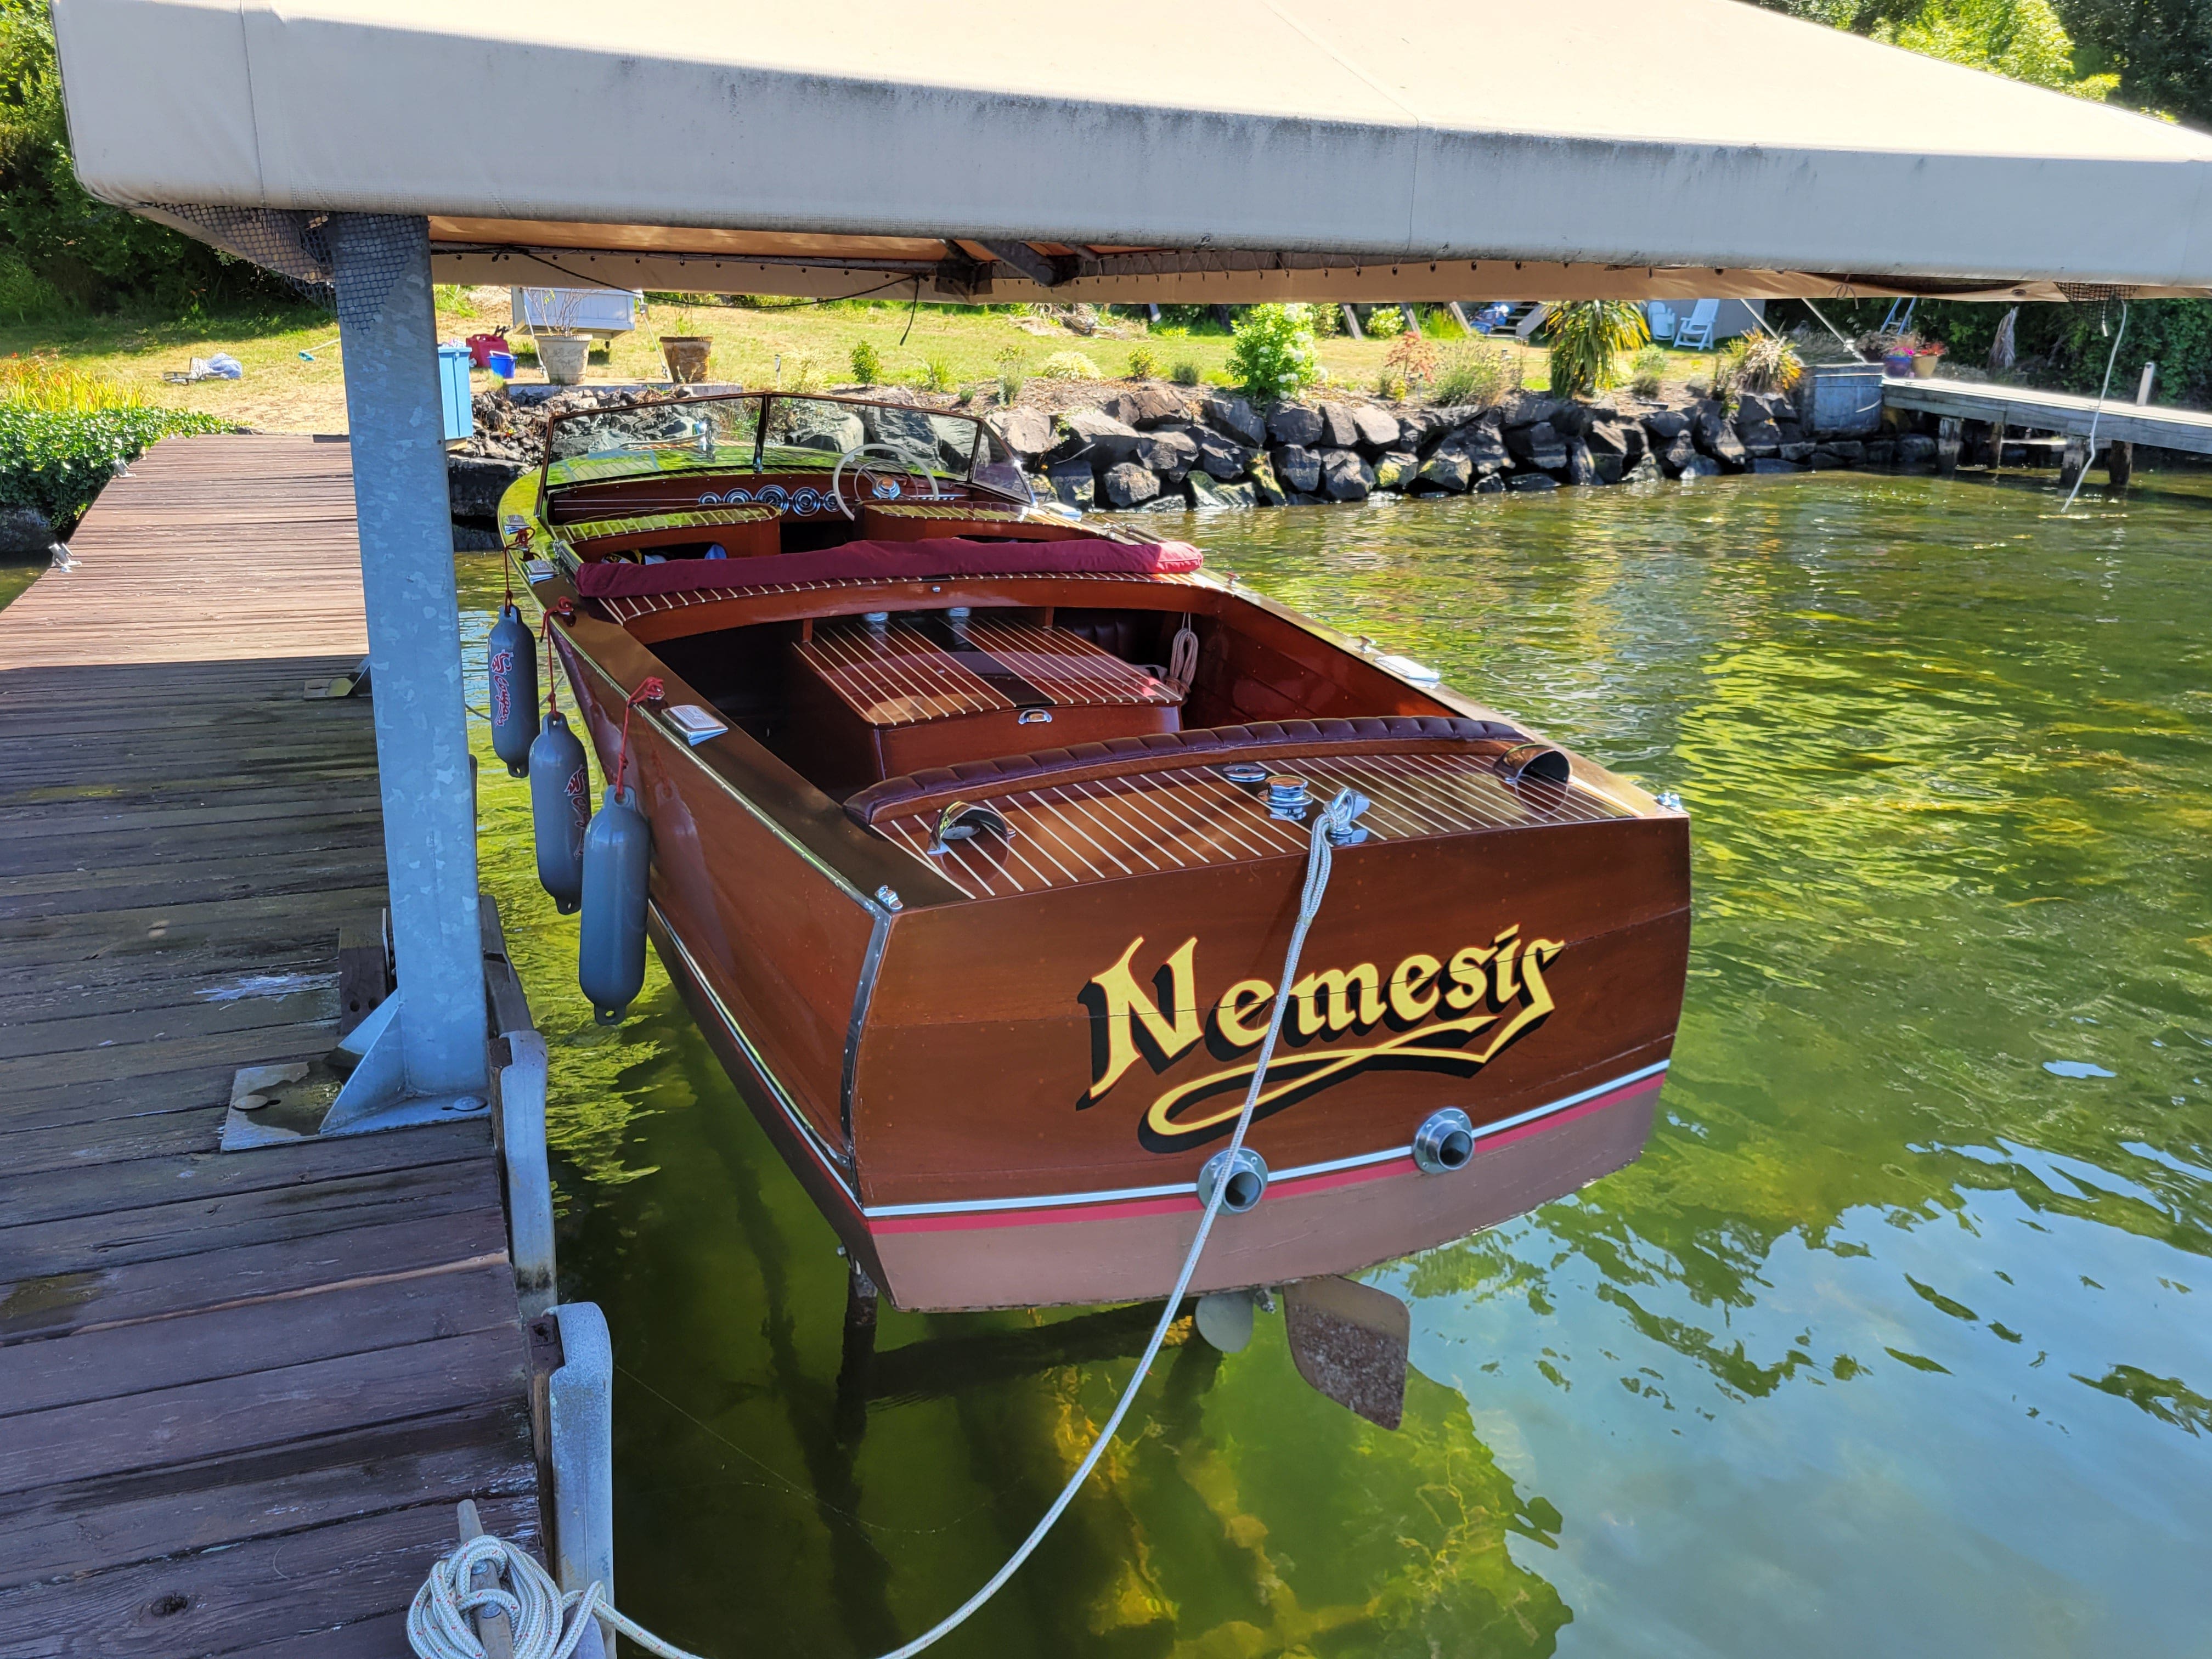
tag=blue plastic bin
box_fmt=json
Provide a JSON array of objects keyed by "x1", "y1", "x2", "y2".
[{"x1": 437, "y1": 342, "x2": 473, "y2": 442}]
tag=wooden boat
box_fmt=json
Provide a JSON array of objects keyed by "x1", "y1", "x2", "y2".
[{"x1": 502, "y1": 390, "x2": 1689, "y2": 1313}]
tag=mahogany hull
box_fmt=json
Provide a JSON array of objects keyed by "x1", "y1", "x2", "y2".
[{"x1": 560, "y1": 627, "x2": 1689, "y2": 1311}]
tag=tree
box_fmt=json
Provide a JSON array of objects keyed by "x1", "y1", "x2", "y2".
[{"x1": 0, "y1": 0, "x2": 280, "y2": 312}]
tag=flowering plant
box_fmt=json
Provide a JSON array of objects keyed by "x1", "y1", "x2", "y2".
[{"x1": 1226, "y1": 303, "x2": 1322, "y2": 404}]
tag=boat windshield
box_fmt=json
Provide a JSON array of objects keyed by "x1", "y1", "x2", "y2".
[{"x1": 541, "y1": 392, "x2": 1029, "y2": 500}]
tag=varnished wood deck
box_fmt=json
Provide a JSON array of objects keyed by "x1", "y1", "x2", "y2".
[{"x1": 0, "y1": 436, "x2": 540, "y2": 1656}]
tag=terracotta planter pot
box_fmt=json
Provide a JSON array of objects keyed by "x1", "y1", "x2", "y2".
[
  {"x1": 538, "y1": 334, "x2": 589, "y2": 386},
  {"x1": 1911, "y1": 352, "x2": 1942, "y2": 379},
  {"x1": 660, "y1": 335, "x2": 713, "y2": 383}
]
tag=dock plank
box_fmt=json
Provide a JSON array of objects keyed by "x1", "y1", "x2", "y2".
[{"x1": 0, "y1": 437, "x2": 542, "y2": 1635}]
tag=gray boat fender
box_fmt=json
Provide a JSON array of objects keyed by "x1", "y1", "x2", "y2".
[
  {"x1": 486, "y1": 601, "x2": 540, "y2": 777},
  {"x1": 579, "y1": 782, "x2": 651, "y2": 1024},
  {"x1": 528, "y1": 711, "x2": 590, "y2": 915}
]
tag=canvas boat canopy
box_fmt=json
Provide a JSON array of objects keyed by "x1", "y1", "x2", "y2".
[{"x1": 52, "y1": 0, "x2": 2212, "y2": 305}]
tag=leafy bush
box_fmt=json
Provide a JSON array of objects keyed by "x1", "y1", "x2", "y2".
[
  {"x1": 1126, "y1": 343, "x2": 1162, "y2": 380},
  {"x1": 919, "y1": 354, "x2": 956, "y2": 394},
  {"x1": 1543, "y1": 301, "x2": 1650, "y2": 398},
  {"x1": 849, "y1": 340, "x2": 882, "y2": 384},
  {"x1": 0, "y1": 402, "x2": 229, "y2": 527},
  {"x1": 1224, "y1": 303, "x2": 1322, "y2": 403},
  {"x1": 994, "y1": 348, "x2": 1026, "y2": 404},
  {"x1": 1038, "y1": 351, "x2": 1103, "y2": 381},
  {"x1": 1628, "y1": 346, "x2": 1670, "y2": 398},
  {"x1": 1171, "y1": 359, "x2": 1203, "y2": 387},
  {"x1": 1431, "y1": 345, "x2": 1521, "y2": 408},
  {"x1": 1362, "y1": 304, "x2": 1405, "y2": 339}
]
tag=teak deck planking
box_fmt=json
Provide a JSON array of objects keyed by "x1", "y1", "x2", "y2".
[{"x1": 0, "y1": 435, "x2": 541, "y2": 1657}]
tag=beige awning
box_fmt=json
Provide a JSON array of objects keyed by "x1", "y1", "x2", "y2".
[{"x1": 51, "y1": 0, "x2": 2212, "y2": 302}]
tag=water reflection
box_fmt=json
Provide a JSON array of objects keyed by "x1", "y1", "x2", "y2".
[{"x1": 459, "y1": 468, "x2": 2210, "y2": 1658}]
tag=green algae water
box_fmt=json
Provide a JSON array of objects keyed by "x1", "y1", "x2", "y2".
[{"x1": 457, "y1": 470, "x2": 2211, "y2": 1659}]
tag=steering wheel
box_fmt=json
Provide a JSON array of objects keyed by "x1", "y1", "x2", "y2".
[{"x1": 830, "y1": 442, "x2": 945, "y2": 521}]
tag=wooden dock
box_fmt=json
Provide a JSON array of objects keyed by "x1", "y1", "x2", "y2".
[
  {"x1": 0, "y1": 436, "x2": 541, "y2": 1657},
  {"x1": 1883, "y1": 374, "x2": 2212, "y2": 456}
]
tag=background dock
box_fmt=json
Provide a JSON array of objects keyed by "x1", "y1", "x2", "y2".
[{"x1": 0, "y1": 436, "x2": 540, "y2": 1657}]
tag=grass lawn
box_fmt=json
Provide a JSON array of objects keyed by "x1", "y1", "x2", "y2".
[{"x1": 0, "y1": 287, "x2": 1730, "y2": 432}]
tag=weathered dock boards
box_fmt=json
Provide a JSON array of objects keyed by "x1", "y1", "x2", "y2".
[
  {"x1": 0, "y1": 436, "x2": 539, "y2": 1657},
  {"x1": 1883, "y1": 375, "x2": 2212, "y2": 456}
]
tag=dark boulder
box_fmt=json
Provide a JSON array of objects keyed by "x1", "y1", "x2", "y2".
[
  {"x1": 1053, "y1": 408, "x2": 1143, "y2": 465},
  {"x1": 1564, "y1": 439, "x2": 1598, "y2": 487},
  {"x1": 1045, "y1": 462, "x2": 1097, "y2": 510},
  {"x1": 1321, "y1": 449, "x2": 1375, "y2": 501},
  {"x1": 1415, "y1": 449, "x2": 1474, "y2": 493},
  {"x1": 1203, "y1": 394, "x2": 1267, "y2": 448},
  {"x1": 448, "y1": 455, "x2": 527, "y2": 522},
  {"x1": 1350, "y1": 404, "x2": 1402, "y2": 452},
  {"x1": 1133, "y1": 430, "x2": 1198, "y2": 478},
  {"x1": 1372, "y1": 450, "x2": 1420, "y2": 491},
  {"x1": 1102, "y1": 462, "x2": 1162, "y2": 507},
  {"x1": 1508, "y1": 474, "x2": 1559, "y2": 492},
  {"x1": 1318, "y1": 402, "x2": 1363, "y2": 448},
  {"x1": 1895, "y1": 433, "x2": 1938, "y2": 465},
  {"x1": 1193, "y1": 430, "x2": 1254, "y2": 481},
  {"x1": 1498, "y1": 391, "x2": 1566, "y2": 429},
  {"x1": 1692, "y1": 404, "x2": 1747, "y2": 469},
  {"x1": 1267, "y1": 404, "x2": 1324, "y2": 447},
  {"x1": 990, "y1": 406, "x2": 1057, "y2": 460},
  {"x1": 1643, "y1": 408, "x2": 1691, "y2": 441},
  {"x1": 1272, "y1": 444, "x2": 1322, "y2": 493},
  {"x1": 1506, "y1": 421, "x2": 1567, "y2": 471}
]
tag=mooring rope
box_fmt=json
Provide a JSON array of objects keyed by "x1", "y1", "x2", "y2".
[
  {"x1": 406, "y1": 788, "x2": 1371, "y2": 1659},
  {"x1": 2061, "y1": 300, "x2": 2130, "y2": 515}
]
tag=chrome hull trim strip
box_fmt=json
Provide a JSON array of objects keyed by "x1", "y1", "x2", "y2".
[{"x1": 860, "y1": 1059, "x2": 1671, "y2": 1220}]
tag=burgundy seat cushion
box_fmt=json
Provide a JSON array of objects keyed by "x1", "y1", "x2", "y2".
[{"x1": 843, "y1": 716, "x2": 1531, "y2": 826}]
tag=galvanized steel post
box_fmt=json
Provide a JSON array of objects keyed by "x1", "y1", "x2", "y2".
[{"x1": 330, "y1": 214, "x2": 487, "y2": 1098}]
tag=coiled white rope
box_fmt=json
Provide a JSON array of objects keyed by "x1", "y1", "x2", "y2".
[
  {"x1": 1166, "y1": 620, "x2": 1201, "y2": 693},
  {"x1": 408, "y1": 788, "x2": 1368, "y2": 1659}
]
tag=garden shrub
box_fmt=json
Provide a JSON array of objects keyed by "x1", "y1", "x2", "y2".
[
  {"x1": 1224, "y1": 303, "x2": 1321, "y2": 403},
  {"x1": 1126, "y1": 343, "x2": 1161, "y2": 380},
  {"x1": 848, "y1": 340, "x2": 883, "y2": 385},
  {"x1": 1362, "y1": 305, "x2": 1405, "y2": 339},
  {"x1": 1431, "y1": 345, "x2": 1521, "y2": 408},
  {"x1": 1038, "y1": 351, "x2": 1102, "y2": 381},
  {"x1": 1628, "y1": 346, "x2": 1670, "y2": 398},
  {"x1": 918, "y1": 353, "x2": 956, "y2": 393},
  {"x1": 1171, "y1": 359, "x2": 1203, "y2": 387},
  {"x1": 0, "y1": 402, "x2": 229, "y2": 527}
]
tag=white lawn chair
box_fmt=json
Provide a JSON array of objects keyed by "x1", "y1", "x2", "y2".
[{"x1": 1672, "y1": 299, "x2": 1719, "y2": 350}]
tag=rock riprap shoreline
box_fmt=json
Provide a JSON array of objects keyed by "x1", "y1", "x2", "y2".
[
  {"x1": 441, "y1": 379, "x2": 1921, "y2": 549},
  {"x1": 985, "y1": 383, "x2": 1916, "y2": 512}
]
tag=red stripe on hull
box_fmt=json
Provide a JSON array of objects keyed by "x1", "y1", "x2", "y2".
[{"x1": 866, "y1": 1069, "x2": 1662, "y2": 1311}]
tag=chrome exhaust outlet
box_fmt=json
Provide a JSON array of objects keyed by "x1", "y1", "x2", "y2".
[
  {"x1": 1412, "y1": 1108, "x2": 1476, "y2": 1175},
  {"x1": 1199, "y1": 1147, "x2": 1269, "y2": 1213}
]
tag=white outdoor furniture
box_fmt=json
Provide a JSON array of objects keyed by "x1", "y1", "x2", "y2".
[{"x1": 1672, "y1": 300, "x2": 1719, "y2": 349}]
